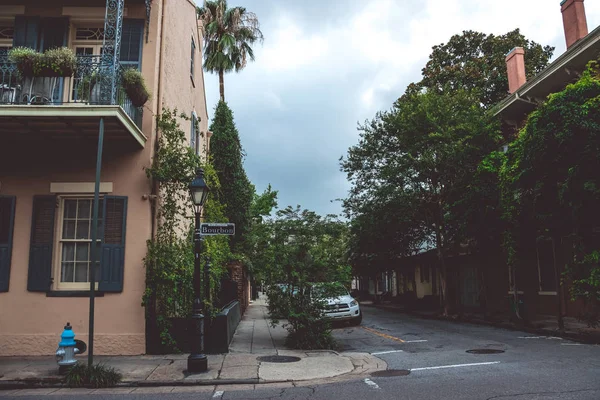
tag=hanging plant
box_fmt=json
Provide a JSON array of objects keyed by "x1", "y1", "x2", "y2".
[
  {"x1": 36, "y1": 47, "x2": 77, "y2": 77},
  {"x1": 8, "y1": 47, "x2": 76, "y2": 77},
  {"x1": 121, "y1": 68, "x2": 150, "y2": 107},
  {"x1": 8, "y1": 47, "x2": 41, "y2": 77}
]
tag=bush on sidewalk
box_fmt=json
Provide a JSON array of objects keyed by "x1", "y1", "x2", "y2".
[{"x1": 65, "y1": 363, "x2": 122, "y2": 388}]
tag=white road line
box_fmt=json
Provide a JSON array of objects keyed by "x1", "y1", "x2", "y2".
[
  {"x1": 213, "y1": 390, "x2": 224, "y2": 398},
  {"x1": 410, "y1": 361, "x2": 501, "y2": 371},
  {"x1": 547, "y1": 337, "x2": 563, "y2": 340},
  {"x1": 561, "y1": 343, "x2": 582, "y2": 346},
  {"x1": 364, "y1": 378, "x2": 380, "y2": 389},
  {"x1": 518, "y1": 336, "x2": 544, "y2": 339},
  {"x1": 371, "y1": 350, "x2": 404, "y2": 355},
  {"x1": 404, "y1": 340, "x2": 428, "y2": 343}
]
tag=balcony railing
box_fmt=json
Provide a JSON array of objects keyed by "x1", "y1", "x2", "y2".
[{"x1": 0, "y1": 54, "x2": 142, "y2": 128}]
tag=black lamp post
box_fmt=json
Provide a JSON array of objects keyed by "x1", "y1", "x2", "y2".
[{"x1": 187, "y1": 168, "x2": 210, "y2": 373}]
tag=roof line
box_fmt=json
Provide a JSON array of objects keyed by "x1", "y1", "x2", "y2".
[{"x1": 493, "y1": 24, "x2": 600, "y2": 116}]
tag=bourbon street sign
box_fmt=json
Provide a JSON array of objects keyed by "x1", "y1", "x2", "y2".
[{"x1": 200, "y1": 223, "x2": 235, "y2": 235}]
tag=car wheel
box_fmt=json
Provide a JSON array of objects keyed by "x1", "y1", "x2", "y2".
[{"x1": 351, "y1": 313, "x2": 362, "y2": 326}]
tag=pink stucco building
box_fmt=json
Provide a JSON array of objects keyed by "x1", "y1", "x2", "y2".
[{"x1": 0, "y1": 0, "x2": 210, "y2": 355}]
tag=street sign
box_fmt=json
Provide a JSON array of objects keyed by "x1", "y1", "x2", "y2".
[{"x1": 200, "y1": 223, "x2": 235, "y2": 235}]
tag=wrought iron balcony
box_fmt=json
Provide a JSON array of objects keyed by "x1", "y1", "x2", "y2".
[{"x1": 0, "y1": 54, "x2": 142, "y2": 128}]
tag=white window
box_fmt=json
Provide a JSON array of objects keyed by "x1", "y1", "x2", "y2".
[
  {"x1": 55, "y1": 197, "x2": 103, "y2": 290},
  {"x1": 70, "y1": 25, "x2": 104, "y2": 102}
]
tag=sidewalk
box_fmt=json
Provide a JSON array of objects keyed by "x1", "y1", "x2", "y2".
[
  {"x1": 363, "y1": 301, "x2": 600, "y2": 344},
  {"x1": 0, "y1": 296, "x2": 385, "y2": 395}
]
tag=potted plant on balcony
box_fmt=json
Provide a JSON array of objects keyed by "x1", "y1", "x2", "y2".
[
  {"x1": 36, "y1": 47, "x2": 76, "y2": 77},
  {"x1": 8, "y1": 47, "x2": 42, "y2": 77},
  {"x1": 121, "y1": 67, "x2": 150, "y2": 107}
]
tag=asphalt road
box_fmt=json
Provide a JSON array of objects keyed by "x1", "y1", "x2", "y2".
[{"x1": 4, "y1": 306, "x2": 600, "y2": 399}]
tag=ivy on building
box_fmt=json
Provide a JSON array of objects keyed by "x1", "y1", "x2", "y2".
[{"x1": 143, "y1": 108, "x2": 231, "y2": 352}]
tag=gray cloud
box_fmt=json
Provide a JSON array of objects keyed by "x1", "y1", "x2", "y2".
[{"x1": 197, "y1": 0, "x2": 600, "y2": 217}]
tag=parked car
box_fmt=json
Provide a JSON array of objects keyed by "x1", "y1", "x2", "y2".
[{"x1": 312, "y1": 283, "x2": 362, "y2": 326}]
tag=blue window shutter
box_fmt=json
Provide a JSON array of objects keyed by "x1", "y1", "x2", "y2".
[
  {"x1": 40, "y1": 17, "x2": 69, "y2": 51},
  {"x1": 120, "y1": 19, "x2": 144, "y2": 70},
  {"x1": 13, "y1": 16, "x2": 40, "y2": 49},
  {"x1": 0, "y1": 196, "x2": 16, "y2": 292},
  {"x1": 99, "y1": 196, "x2": 127, "y2": 292},
  {"x1": 27, "y1": 196, "x2": 56, "y2": 292}
]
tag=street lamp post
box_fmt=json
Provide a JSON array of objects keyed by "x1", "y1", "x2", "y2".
[{"x1": 187, "y1": 168, "x2": 210, "y2": 373}]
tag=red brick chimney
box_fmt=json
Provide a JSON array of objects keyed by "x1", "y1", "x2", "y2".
[
  {"x1": 561, "y1": 0, "x2": 588, "y2": 49},
  {"x1": 505, "y1": 47, "x2": 526, "y2": 94}
]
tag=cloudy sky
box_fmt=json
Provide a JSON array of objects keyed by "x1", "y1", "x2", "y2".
[{"x1": 197, "y1": 0, "x2": 600, "y2": 217}]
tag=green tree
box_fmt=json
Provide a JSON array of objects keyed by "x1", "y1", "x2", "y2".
[
  {"x1": 410, "y1": 29, "x2": 554, "y2": 108},
  {"x1": 342, "y1": 89, "x2": 501, "y2": 314},
  {"x1": 197, "y1": 0, "x2": 263, "y2": 101},
  {"x1": 209, "y1": 100, "x2": 254, "y2": 253},
  {"x1": 500, "y1": 60, "x2": 600, "y2": 327},
  {"x1": 261, "y1": 206, "x2": 352, "y2": 349}
]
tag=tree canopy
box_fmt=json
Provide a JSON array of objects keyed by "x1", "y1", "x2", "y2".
[{"x1": 408, "y1": 29, "x2": 554, "y2": 108}]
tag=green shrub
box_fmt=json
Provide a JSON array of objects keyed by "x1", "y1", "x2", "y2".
[
  {"x1": 121, "y1": 68, "x2": 150, "y2": 107},
  {"x1": 285, "y1": 294, "x2": 335, "y2": 350},
  {"x1": 37, "y1": 47, "x2": 76, "y2": 77},
  {"x1": 8, "y1": 47, "x2": 41, "y2": 76},
  {"x1": 9, "y1": 47, "x2": 76, "y2": 77},
  {"x1": 65, "y1": 363, "x2": 122, "y2": 388}
]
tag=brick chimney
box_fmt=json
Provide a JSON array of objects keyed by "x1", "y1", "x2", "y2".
[
  {"x1": 505, "y1": 47, "x2": 526, "y2": 94},
  {"x1": 561, "y1": 0, "x2": 588, "y2": 49}
]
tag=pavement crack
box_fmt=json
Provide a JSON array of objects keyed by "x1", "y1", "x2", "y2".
[{"x1": 485, "y1": 388, "x2": 600, "y2": 399}]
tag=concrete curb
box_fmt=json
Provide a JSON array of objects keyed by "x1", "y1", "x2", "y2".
[
  {"x1": 363, "y1": 303, "x2": 600, "y2": 344},
  {"x1": 0, "y1": 378, "x2": 290, "y2": 391}
]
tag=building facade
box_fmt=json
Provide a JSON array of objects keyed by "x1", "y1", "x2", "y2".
[{"x1": 0, "y1": 0, "x2": 210, "y2": 356}]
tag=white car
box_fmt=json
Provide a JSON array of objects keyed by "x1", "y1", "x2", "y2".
[{"x1": 321, "y1": 287, "x2": 362, "y2": 325}]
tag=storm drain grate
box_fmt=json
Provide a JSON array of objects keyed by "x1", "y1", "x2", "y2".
[
  {"x1": 371, "y1": 369, "x2": 411, "y2": 377},
  {"x1": 257, "y1": 355, "x2": 301, "y2": 363},
  {"x1": 466, "y1": 349, "x2": 505, "y2": 354}
]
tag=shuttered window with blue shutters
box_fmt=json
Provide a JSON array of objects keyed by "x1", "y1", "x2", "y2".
[
  {"x1": 26, "y1": 195, "x2": 128, "y2": 293},
  {"x1": 0, "y1": 196, "x2": 16, "y2": 292}
]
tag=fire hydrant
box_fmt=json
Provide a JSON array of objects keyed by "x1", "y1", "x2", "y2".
[{"x1": 55, "y1": 322, "x2": 81, "y2": 373}]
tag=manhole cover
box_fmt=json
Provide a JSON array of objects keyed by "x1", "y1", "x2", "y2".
[
  {"x1": 466, "y1": 349, "x2": 505, "y2": 354},
  {"x1": 371, "y1": 369, "x2": 411, "y2": 377},
  {"x1": 257, "y1": 355, "x2": 301, "y2": 363}
]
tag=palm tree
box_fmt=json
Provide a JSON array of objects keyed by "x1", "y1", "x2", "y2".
[{"x1": 197, "y1": 0, "x2": 264, "y2": 101}]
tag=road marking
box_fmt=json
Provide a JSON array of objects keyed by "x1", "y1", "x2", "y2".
[
  {"x1": 547, "y1": 336, "x2": 563, "y2": 340},
  {"x1": 364, "y1": 378, "x2": 380, "y2": 389},
  {"x1": 561, "y1": 343, "x2": 582, "y2": 346},
  {"x1": 518, "y1": 336, "x2": 544, "y2": 339},
  {"x1": 371, "y1": 350, "x2": 404, "y2": 355},
  {"x1": 404, "y1": 340, "x2": 428, "y2": 343},
  {"x1": 362, "y1": 326, "x2": 405, "y2": 342},
  {"x1": 410, "y1": 361, "x2": 500, "y2": 371},
  {"x1": 213, "y1": 390, "x2": 224, "y2": 398}
]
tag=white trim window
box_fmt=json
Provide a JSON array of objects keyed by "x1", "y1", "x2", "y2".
[{"x1": 55, "y1": 197, "x2": 103, "y2": 290}]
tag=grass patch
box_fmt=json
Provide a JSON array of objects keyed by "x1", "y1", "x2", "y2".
[{"x1": 65, "y1": 363, "x2": 122, "y2": 388}]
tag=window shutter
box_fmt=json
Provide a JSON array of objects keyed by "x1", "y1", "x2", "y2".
[
  {"x1": 0, "y1": 196, "x2": 16, "y2": 292},
  {"x1": 99, "y1": 196, "x2": 127, "y2": 292},
  {"x1": 120, "y1": 19, "x2": 144, "y2": 70},
  {"x1": 27, "y1": 196, "x2": 56, "y2": 292},
  {"x1": 40, "y1": 17, "x2": 69, "y2": 51},
  {"x1": 190, "y1": 112, "x2": 196, "y2": 151},
  {"x1": 13, "y1": 16, "x2": 40, "y2": 49}
]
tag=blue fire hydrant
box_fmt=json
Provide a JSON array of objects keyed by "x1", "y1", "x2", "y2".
[{"x1": 55, "y1": 322, "x2": 84, "y2": 373}]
